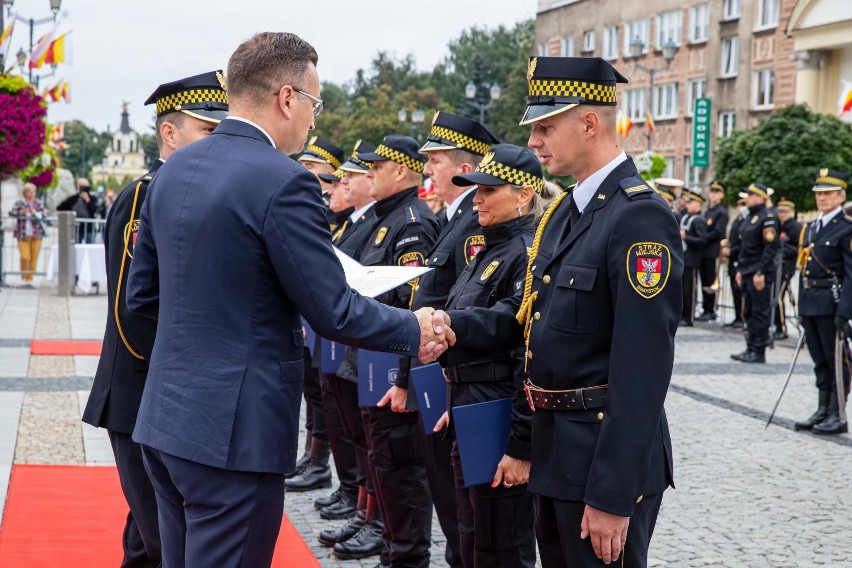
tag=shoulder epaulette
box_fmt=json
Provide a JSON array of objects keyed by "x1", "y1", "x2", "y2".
[
  {"x1": 619, "y1": 176, "x2": 654, "y2": 199},
  {"x1": 403, "y1": 205, "x2": 421, "y2": 225},
  {"x1": 843, "y1": 215, "x2": 852, "y2": 223},
  {"x1": 142, "y1": 174, "x2": 153, "y2": 182}
]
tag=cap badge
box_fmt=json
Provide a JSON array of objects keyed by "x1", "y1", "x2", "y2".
[
  {"x1": 820, "y1": 168, "x2": 829, "y2": 178},
  {"x1": 527, "y1": 57, "x2": 537, "y2": 82},
  {"x1": 216, "y1": 71, "x2": 227, "y2": 91},
  {"x1": 309, "y1": 136, "x2": 318, "y2": 146},
  {"x1": 481, "y1": 151, "x2": 495, "y2": 168},
  {"x1": 432, "y1": 111, "x2": 439, "y2": 125}
]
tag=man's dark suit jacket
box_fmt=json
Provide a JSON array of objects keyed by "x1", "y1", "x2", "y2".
[{"x1": 126, "y1": 118, "x2": 420, "y2": 474}]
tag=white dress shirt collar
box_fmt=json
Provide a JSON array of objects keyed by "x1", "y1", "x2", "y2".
[
  {"x1": 571, "y1": 152, "x2": 628, "y2": 213},
  {"x1": 225, "y1": 116, "x2": 277, "y2": 149},
  {"x1": 446, "y1": 186, "x2": 477, "y2": 221},
  {"x1": 350, "y1": 201, "x2": 376, "y2": 223}
]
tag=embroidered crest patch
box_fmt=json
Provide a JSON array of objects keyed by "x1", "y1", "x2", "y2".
[
  {"x1": 374, "y1": 227, "x2": 388, "y2": 246},
  {"x1": 626, "y1": 242, "x2": 671, "y2": 299},
  {"x1": 480, "y1": 260, "x2": 500, "y2": 282},
  {"x1": 763, "y1": 227, "x2": 776, "y2": 242},
  {"x1": 124, "y1": 219, "x2": 140, "y2": 258},
  {"x1": 464, "y1": 235, "x2": 485, "y2": 263},
  {"x1": 398, "y1": 252, "x2": 424, "y2": 267}
]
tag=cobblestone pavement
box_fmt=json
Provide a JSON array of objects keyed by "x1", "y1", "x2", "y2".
[{"x1": 0, "y1": 285, "x2": 849, "y2": 567}]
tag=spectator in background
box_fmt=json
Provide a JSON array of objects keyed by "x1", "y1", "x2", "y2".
[
  {"x1": 8, "y1": 182, "x2": 49, "y2": 287},
  {"x1": 99, "y1": 190, "x2": 117, "y2": 219},
  {"x1": 57, "y1": 178, "x2": 98, "y2": 243}
]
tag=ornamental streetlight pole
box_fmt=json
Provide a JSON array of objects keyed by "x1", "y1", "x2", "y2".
[
  {"x1": 397, "y1": 108, "x2": 425, "y2": 141},
  {"x1": 464, "y1": 54, "x2": 501, "y2": 126},
  {"x1": 4, "y1": 0, "x2": 63, "y2": 86},
  {"x1": 629, "y1": 36, "x2": 677, "y2": 151}
]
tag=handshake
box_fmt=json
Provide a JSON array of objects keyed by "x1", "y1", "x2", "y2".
[{"x1": 413, "y1": 308, "x2": 454, "y2": 363}]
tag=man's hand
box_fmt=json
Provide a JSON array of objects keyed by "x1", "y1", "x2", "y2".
[
  {"x1": 377, "y1": 385, "x2": 411, "y2": 413},
  {"x1": 415, "y1": 308, "x2": 454, "y2": 363},
  {"x1": 735, "y1": 271, "x2": 742, "y2": 287},
  {"x1": 433, "y1": 410, "x2": 449, "y2": 432},
  {"x1": 79, "y1": 192, "x2": 90, "y2": 203},
  {"x1": 491, "y1": 455, "x2": 530, "y2": 488},
  {"x1": 753, "y1": 272, "x2": 765, "y2": 291},
  {"x1": 679, "y1": 229, "x2": 686, "y2": 240},
  {"x1": 580, "y1": 505, "x2": 629, "y2": 565}
]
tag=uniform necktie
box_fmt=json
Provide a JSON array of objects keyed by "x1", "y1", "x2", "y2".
[{"x1": 816, "y1": 218, "x2": 823, "y2": 234}]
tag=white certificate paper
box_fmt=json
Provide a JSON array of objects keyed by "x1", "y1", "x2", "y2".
[{"x1": 334, "y1": 247, "x2": 432, "y2": 298}]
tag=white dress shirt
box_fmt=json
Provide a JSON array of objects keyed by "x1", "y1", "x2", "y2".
[{"x1": 571, "y1": 152, "x2": 628, "y2": 213}]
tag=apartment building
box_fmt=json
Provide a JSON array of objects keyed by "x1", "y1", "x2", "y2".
[{"x1": 535, "y1": 0, "x2": 802, "y2": 184}]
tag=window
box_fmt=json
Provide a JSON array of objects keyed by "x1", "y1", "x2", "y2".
[
  {"x1": 688, "y1": 4, "x2": 709, "y2": 43},
  {"x1": 602, "y1": 26, "x2": 619, "y2": 60},
  {"x1": 663, "y1": 156, "x2": 676, "y2": 178},
  {"x1": 623, "y1": 18, "x2": 649, "y2": 55},
  {"x1": 560, "y1": 36, "x2": 575, "y2": 57},
  {"x1": 723, "y1": 0, "x2": 741, "y2": 20},
  {"x1": 720, "y1": 36, "x2": 738, "y2": 77},
  {"x1": 684, "y1": 156, "x2": 706, "y2": 186},
  {"x1": 656, "y1": 10, "x2": 682, "y2": 48},
  {"x1": 582, "y1": 30, "x2": 596, "y2": 53},
  {"x1": 624, "y1": 88, "x2": 646, "y2": 121},
  {"x1": 686, "y1": 79, "x2": 707, "y2": 116},
  {"x1": 537, "y1": 43, "x2": 547, "y2": 57},
  {"x1": 654, "y1": 83, "x2": 679, "y2": 120},
  {"x1": 757, "y1": 0, "x2": 779, "y2": 29},
  {"x1": 753, "y1": 69, "x2": 775, "y2": 109},
  {"x1": 718, "y1": 111, "x2": 736, "y2": 138}
]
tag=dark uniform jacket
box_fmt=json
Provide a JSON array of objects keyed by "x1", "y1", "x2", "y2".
[
  {"x1": 798, "y1": 213, "x2": 852, "y2": 318},
  {"x1": 726, "y1": 212, "x2": 744, "y2": 270},
  {"x1": 444, "y1": 158, "x2": 683, "y2": 517},
  {"x1": 737, "y1": 205, "x2": 779, "y2": 277},
  {"x1": 83, "y1": 161, "x2": 162, "y2": 434},
  {"x1": 445, "y1": 215, "x2": 533, "y2": 461},
  {"x1": 680, "y1": 212, "x2": 707, "y2": 268},
  {"x1": 779, "y1": 217, "x2": 803, "y2": 276},
  {"x1": 702, "y1": 203, "x2": 729, "y2": 259},
  {"x1": 126, "y1": 119, "x2": 421, "y2": 474}
]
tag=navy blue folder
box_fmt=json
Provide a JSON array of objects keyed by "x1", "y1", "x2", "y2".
[
  {"x1": 453, "y1": 397, "x2": 513, "y2": 487},
  {"x1": 320, "y1": 338, "x2": 342, "y2": 375},
  {"x1": 409, "y1": 363, "x2": 447, "y2": 435},
  {"x1": 358, "y1": 350, "x2": 400, "y2": 407},
  {"x1": 303, "y1": 319, "x2": 316, "y2": 358}
]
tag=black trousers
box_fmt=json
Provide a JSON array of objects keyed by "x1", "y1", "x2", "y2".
[
  {"x1": 681, "y1": 267, "x2": 697, "y2": 323},
  {"x1": 802, "y1": 315, "x2": 851, "y2": 395},
  {"x1": 321, "y1": 373, "x2": 359, "y2": 497},
  {"x1": 141, "y1": 445, "x2": 285, "y2": 568},
  {"x1": 302, "y1": 347, "x2": 326, "y2": 442},
  {"x1": 773, "y1": 273, "x2": 794, "y2": 335},
  {"x1": 108, "y1": 431, "x2": 161, "y2": 568},
  {"x1": 365, "y1": 407, "x2": 433, "y2": 568},
  {"x1": 451, "y1": 440, "x2": 536, "y2": 567},
  {"x1": 728, "y1": 262, "x2": 744, "y2": 322},
  {"x1": 535, "y1": 493, "x2": 663, "y2": 568},
  {"x1": 328, "y1": 375, "x2": 374, "y2": 493},
  {"x1": 699, "y1": 257, "x2": 718, "y2": 314},
  {"x1": 743, "y1": 275, "x2": 772, "y2": 354}
]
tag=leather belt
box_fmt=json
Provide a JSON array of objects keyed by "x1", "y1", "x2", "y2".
[
  {"x1": 524, "y1": 381, "x2": 607, "y2": 412},
  {"x1": 447, "y1": 362, "x2": 513, "y2": 384},
  {"x1": 802, "y1": 278, "x2": 840, "y2": 289}
]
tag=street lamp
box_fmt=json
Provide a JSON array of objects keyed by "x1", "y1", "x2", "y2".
[
  {"x1": 398, "y1": 108, "x2": 425, "y2": 140},
  {"x1": 6, "y1": 0, "x2": 63, "y2": 86},
  {"x1": 465, "y1": 80, "x2": 501, "y2": 125},
  {"x1": 629, "y1": 37, "x2": 677, "y2": 150}
]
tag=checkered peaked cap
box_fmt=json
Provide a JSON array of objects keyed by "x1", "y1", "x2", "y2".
[
  {"x1": 812, "y1": 168, "x2": 849, "y2": 192},
  {"x1": 318, "y1": 169, "x2": 345, "y2": 183},
  {"x1": 299, "y1": 137, "x2": 345, "y2": 170},
  {"x1": 357, "y1": 135, "x2": 427, "y2": 174},
  {"x1": 450, "y1": 143, "x2": 544, "y2": 194},
  {"x1": 520, "y1": 56, "x2": 628, "y2": 126},
  {"x1": 144, "y1": 70, "x2": 229, "y2": 124},
  {"x1": 420, "y1": 111, "x2": 500, "y2": 156},
  {"x1": 340, "y1": 140, "x2": 376, "y2": 173}
]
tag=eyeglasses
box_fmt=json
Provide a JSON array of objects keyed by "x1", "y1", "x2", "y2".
[{"x1": 274, "y1": 86, "x2": 324, "y2": 117}]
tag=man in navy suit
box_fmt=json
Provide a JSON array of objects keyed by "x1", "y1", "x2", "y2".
[{"x1": 126, "y1": 32, "x2": 450, "y2": 568}]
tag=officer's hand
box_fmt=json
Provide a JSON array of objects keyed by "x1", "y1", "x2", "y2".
[
  {"x1": 433, "y1": 411, "x2": 449, "y2": 433},
  {"x1": 735, "y1": 272, "x2": 742, "y2": 287},
  {"x1": 415, "y1": 309, "x2": 455, "y2": 363},
  {"x1": 580, "y1": 505, "x2": 630, "y2": 565},
  {"x1": 835, "y1": 316, "x2": 848, "y2": 333},
  {"x1": 491, "y1": 454, "x2": 530, "y2": 488},
  {"x1": 377, "y1": 385, "x2": 411, "y2": 413},
  {"x1": 753, "y1": 273, "x2": 765, "y2": 291}
]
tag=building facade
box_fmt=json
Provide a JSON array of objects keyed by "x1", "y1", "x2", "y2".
[
  {"x1": 535, "y1": 0, "x2": 801, "y2": 185},
  {"x1": 91, "y1": 103, "x2": 147, "y2": 185}
]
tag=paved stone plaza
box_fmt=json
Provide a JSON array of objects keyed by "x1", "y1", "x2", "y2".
[{"x1": 0, "y1": 284, "x2": 849, "y2": 567}]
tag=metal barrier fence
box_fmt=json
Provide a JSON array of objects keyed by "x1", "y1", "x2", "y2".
[{"x1": 1, "y1": 213, "x2": 105, "y2": 293}]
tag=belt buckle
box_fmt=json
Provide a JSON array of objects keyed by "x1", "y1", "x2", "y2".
[{"x1": 524, "y1": 381, "x2": 535, "y2": 413}]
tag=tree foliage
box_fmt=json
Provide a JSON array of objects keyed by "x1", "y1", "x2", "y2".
[
  {"x1": 715, "y1": 104, "x2": 852, "y2": 210},
  {"x1": 60, "y1": 120, "x2": 110, "y2": 179}
]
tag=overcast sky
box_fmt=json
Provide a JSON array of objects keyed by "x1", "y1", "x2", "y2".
[{"x1": 4, "y1": 0, "x2": 537, "y2": 134}]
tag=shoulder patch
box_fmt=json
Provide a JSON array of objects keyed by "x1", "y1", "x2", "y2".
[
  {"x1": 763, "y1": 227, "x2": 776, "y2": 242},
  {"x1": 479, "y1": 260, "x2": 500, "y2": 282},
  {"x1": 626, "y1": 242, "x2": 672, "y2": 299},
  {"x1": 619, "y1": 176, "x2": 654, "y2": 199},
  {"x1": 398, "y1": 251, "x2": 424, "y2": 267},
  {"x1": 404, "y1": 205, "x2": 421, "y2": 225},
  {"x1": 395, "y1": 235, "x2": 421, "y2": 249},
  {"x1": 464, "y1": 234, "x2": 485, "y2": 264}
]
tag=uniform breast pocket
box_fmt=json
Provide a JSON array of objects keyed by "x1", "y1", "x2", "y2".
[
  {"x1": 455, "y1": 280, "x2": 496, "y2": 309},
  {"x1": 360, "y1": 245, "x2": 389, "y2": 267},
  {"x1": 549, "y1": 263, "x2": 598, "y2": 334},
  {"x1": 425, "y1": 250, "x2": 451, "y2": 290}
]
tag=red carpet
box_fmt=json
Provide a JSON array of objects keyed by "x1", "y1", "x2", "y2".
[
  {"x1": 0, "y1": 465, "x2": 319, "y2": 567},
  {"x1": 30, "y1": 339, "x2": 103, "y2": 356}
]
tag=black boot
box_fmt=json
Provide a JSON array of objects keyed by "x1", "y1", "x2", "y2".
[
  {"x1": 812, "y1": 393, "x2": 849, "y2": 435},
  {"x1": 320, "y1": 490, "x2": 357, "y2": 520},
  {"x1": 794, "y1": 391, "x2": 830, "y2": 431},
  {"x1": 285, "y1": 437, "x2": 332, "y2": 491},
  {"x1": 332, "y1": 518, "x2": 384, "y2": 560},
  {"x1": 318, "y1": 509, "x2": 366, "y2": 547},
  {"x1": 286, "y1": 435, "x2": 312, "y2": 479},
  {"x1": 738, "y1": 351, "x2": 765, "y2": 363},
  {"x1": 314, "y1": 486, "x2": 343, "y2": 510},
  {"x1": 731, "y1": 350, "x2": 751, "y2": 362}
]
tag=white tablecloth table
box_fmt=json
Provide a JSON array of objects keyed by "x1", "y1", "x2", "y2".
[{"x1": 46, "y1": 244, "x2": 107, "y2": 294}]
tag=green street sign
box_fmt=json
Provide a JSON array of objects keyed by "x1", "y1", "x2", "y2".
[{"x1": 692, "y1": 97, "x2": 711, "y2": 168}]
